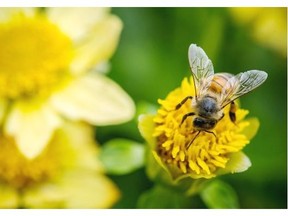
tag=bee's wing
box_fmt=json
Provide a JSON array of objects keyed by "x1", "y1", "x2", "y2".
[
  {"x1": 188, "y1": 44, "x2": 214, "y2": 98},
  {"x1": 220, "y1": 70, "x2": 268, "y2": 108}
]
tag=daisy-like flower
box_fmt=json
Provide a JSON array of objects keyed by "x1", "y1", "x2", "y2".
[
  {"x1": 0, "y1": 8, "x2": 134, "y2": 159},
  {"x1": 139, "y1": 44, "x2": 263, "y2": 181},
  {"x1": 139, "y1": 78, "x2": 259, "y2": 181},
  {"x1": 0, "y1": 121, "x2": 120, "y2": 208}
]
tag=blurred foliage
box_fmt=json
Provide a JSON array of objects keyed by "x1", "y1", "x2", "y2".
[
  {"x1": 137, "y1": 184, "x2": 195, "y2": 208},
  {"x1": 96, "y1": 8, "x2": 287, "y2": 208},
  {"x1": 200, "y1": 180, "x2": 239, "y2": 208},
  {"x1": 99, "y1": 139, "x2": 145, "y2": 175}
]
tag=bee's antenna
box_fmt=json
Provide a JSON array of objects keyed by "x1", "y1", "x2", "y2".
[
  {"x1": 186, "y1": 131, "x2": 200, "y2": 149},
  {"x1": 186, "y1": 130, "x2": 216, "y2": 149}
]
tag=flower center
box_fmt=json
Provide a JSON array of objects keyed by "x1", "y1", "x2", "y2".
[
  {"x1": 0, "y1": 15, "x2": 73, "y2": 99},
  {"x1": 0, "y1": 133, "x2": 72, "y2": 189}
]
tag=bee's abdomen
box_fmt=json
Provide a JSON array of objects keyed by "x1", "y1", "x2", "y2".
[{"x1": 209, "y1": 73, "x2": 233, "y2": 94}]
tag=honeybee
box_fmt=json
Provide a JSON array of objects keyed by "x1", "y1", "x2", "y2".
[{"x1": 176, "y1": 44, "x2": 268, "y2": 148}]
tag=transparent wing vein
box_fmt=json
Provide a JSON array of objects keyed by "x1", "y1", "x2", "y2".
[
  {"x1": 188, "y1": 44, "x2": 214, "y2": 97},
  {"x1": 220, "y1": 70, "x2": 268, "y2": 108}
]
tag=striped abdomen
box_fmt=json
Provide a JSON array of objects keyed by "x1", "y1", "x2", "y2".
[{"x1": 209, "y1": 73, "x2": 233, "y2": 95}]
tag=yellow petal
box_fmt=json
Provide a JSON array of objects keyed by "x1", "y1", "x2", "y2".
[
  {"x1": 50, "y1": 73, "x2": 135, "y2": 126},
  {"x1": 58, "y1": 121, "x2": 104, "y2": 172},
  {"x1": 197, "y1": 157, "x2": 211, "y2": 175},
  {"x1": 0, "y1": 8, "x2": 35, "y2": 22},
  {"x1": 0, "y1": 184, "x2": 19, "y2": 208},
  {"x1": 70, "y1": 15, "x2": 122, "y2": 74},
  {"x1": 4, "y1": 102, "x2": 62, "y2": 159},
  {"x1": 241, "y1": 118, "x2": 260, "y2": 140},
  {"x1": 23, "y1": 170, "x2": 120, "y2": 208},
  {"x1": 61, "y1": 170, "x2": 120, "y2": 208},
  {"x1": 22, "y1": 182, "x2": 66, "y2": 208},
  {"x1": 46, "y1": 8, "x2": 110, "y2": 42},
  {"x1": 138, "y1": 114, "x2": 157, "y2": 148}
]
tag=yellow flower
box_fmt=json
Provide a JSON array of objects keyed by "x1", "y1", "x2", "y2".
[
  {"x1": 139, "y1": 76, "x2": 260, "y2": 181},
  {"x1": 229, "y1": 8, "x2": 287, "y2": 57},
  {"x1": 0, "y1": 8, "x2": 135, "y2": 159},
  {"x1": 0, "y1": 121, "x2": 119, "y2": 208}
]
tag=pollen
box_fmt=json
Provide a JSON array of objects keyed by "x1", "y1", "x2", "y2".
[
  {"x1": 0, "y1": 15, "x2": 73, "y2": 99},
  {"x1": 153, "y1": 77, "x2": 250, "y2": 178}
]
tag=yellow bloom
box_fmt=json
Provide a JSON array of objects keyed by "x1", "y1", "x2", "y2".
[
  {"x1": 229, "y1": 8, "x2": 287, "y2": 57},
  {"x1": 0, "y1": 121, "x2": 119, "y2": 208},
  {"x1": 139, "y1": 77, "x2": 259, "y2": 181},
  {"x1": 0, "y1": 8, "x2": 135, "y2": 159}
]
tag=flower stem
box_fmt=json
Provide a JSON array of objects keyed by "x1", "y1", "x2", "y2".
[{"x1": 185, "y1": 179, "x2": 211, "y2": 197}]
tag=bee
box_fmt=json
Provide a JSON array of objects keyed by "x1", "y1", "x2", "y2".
[{"x1": 176, "y1": 44, "x2": 268, "y2": 148}]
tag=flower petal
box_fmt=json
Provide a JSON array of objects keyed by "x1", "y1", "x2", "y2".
[
  {"x1": 61, "y1": 170, "x2": 120, "y2": 208},
  {"x1": 50, "y1": 73, "x2": 135, "y2": 126},
  {"x1": 138, "y1": 114, "x2": 157, "y2": 147},
  {"x1": 4, "y1": 102, "x2": 62, "y2": 159},
  {"x1": 216, "y1": 151, "x2": 251, "y2": 175},
  {"x1": 22, "y1": 182, "x2": 66, "y2": 208},
  {"x1": 0, "y1": 8, "x2": 35, "y2": 22},
  {"x1": 59, "y1": 121, "x2": 103, "y2": 171},
  {"x1": 241, "y1": 117, "x2": 260, "y2": 140},
  {"x1": 46, "y1": 8, "x2": 110, "y2": 42},
  {"x1": 0, "y1": 184, "x2": 19, "y2": 208},
  {"x1": 23, "y1": 170, "x2": 120, "y2": 208},
  {"x1": 70, "y1": 15, "x2": 122, "y2": 74}
]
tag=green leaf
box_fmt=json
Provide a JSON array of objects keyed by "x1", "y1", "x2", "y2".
[
  {"x1": 200, "y1": 180, "x2": 239, "y2": 208},
  {"x1": 137, "y1": 185, "x2": 192, "y2": 208},
  {"x1": 136, "y1": 100, "x2": 158, "y2": 117},
  {"x1": 99, "y1": 139, "x2": 145, "y2": 175}
]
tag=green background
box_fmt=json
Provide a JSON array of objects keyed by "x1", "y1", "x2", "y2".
[{"x1": 97, "y1": 8, "x2": 287, "y2": 209}]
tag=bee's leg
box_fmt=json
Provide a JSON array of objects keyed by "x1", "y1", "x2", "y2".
[
  {"x1": 229, "y1": 101, "x2": 237, "y2": 123},
  {"x1": 186, "y1": 131, "x2": 200, "y2": 149},
  {"x1": 204, "y1": 130, "x2": 216, "y2": 138},
  {"x1": 219, "y1": 113, "x2": 224, "y2": 121},
  {"x1": 175, "y1": 96, "x2": 193, "y2": 110},
  {"x1": 180, "y1": 112, "x2": 195, "y2": 126}
]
